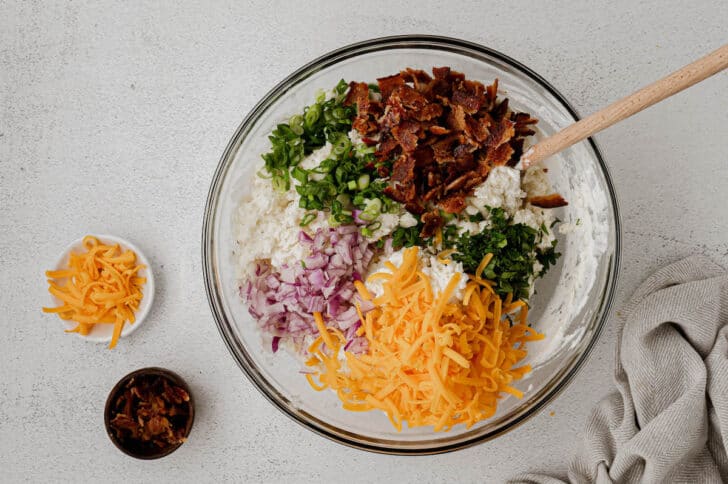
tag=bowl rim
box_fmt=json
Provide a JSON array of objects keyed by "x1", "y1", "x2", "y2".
[
  {"x1": 202, "y1": 34, "x2": 621, "y2": 455},
  {"x1": 104, "y1": 367, "x2": 195, "y2": 459}
]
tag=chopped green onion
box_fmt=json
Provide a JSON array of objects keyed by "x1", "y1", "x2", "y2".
[
  {"x1": 357, "y1": 174, "x2": 370, "y2": 190},
  {"x1": 304, "y1": 104, "x2": 321, "y2": 128},
  {"x1": 300, "y1": 212, "x2": 316, "y2": 227},
  {"x1": 336, "y1": 193, "x2": 351, "y2": 207},
  {"x1": 335, "y1": 79, "x2": 348, "y2": 94},
  {"x1": 327, "y1": 214, "x2": 341, "y2": 227},
  {"x1": 291, "y1": 166, "x2": 308, "y2": 184},
  {"x1": 272, "y1": 175, "x2": 289, "y2": 192},
  {"x1": 289, "y1": 114, "x2": 304, "y2": 135},
  {"x1": 256, "y1": 169, "x2": 273, "y2": 179},
  {"x1": 363, "y1": 197, "x2": 381, "y2": 215},
  {"x1": 355, "y1": 144, "x2": 376, "y2": 158},
  {"x1": 332, "y1": 135, "x2": 351, "y2": 156},
  {"x1": 359, "y1": 211, "x2": 375, "y2": 222},
  {"x1": 366, "y1": 220, "x2": 382, "y2": 231},
  {"x1": 315, "y1": 89, "x2": 326, "y2": 104},
  {"x1": 347, "y1": 180, "x2": 357, "y2": 190}
]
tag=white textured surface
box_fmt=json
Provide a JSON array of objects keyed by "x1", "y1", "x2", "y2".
[{"x1": 2, "y1": 1, "x2": 727, "y2": 482}]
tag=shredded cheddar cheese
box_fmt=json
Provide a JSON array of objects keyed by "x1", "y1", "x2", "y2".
[
  {"x1": 43, "y1": 235, "x2": 146, "y2": 349},
  {"x1": 305, "y1": 247, "x2": 544, "y2": 432}
]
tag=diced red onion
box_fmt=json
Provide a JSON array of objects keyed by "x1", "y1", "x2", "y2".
[{"x1": 243, "y1": 225, "x2": 373, "y2": 355}]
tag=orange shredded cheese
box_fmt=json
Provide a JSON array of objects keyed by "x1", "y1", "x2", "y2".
[
  {"x1": 43, "y1": 235, "x2": 146, "y2": 349},
  {"x1": 306, "y1": 247, "x2": 544, "y2": 432}
]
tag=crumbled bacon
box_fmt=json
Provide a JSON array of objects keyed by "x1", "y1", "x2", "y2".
[
  {"x1": 420, "y1": 210, "x2": 443, "y2": 238},
  {"x1": 108, "y1": 373, "x2": 192, "y2": 453},
  {"x1": 349, "y1": 67, "x2": 566, "y2": 236},
  {"x1": 377, "y1": 74, "x2": 405, "y2": 101},
  {"x1": 344, "y1": 81, "x2": 382, "y2": 136},
  {"x1": 529, "y1": 194, "x2": 569, "y2": 208}
]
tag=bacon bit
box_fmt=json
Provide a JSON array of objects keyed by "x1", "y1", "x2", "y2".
[
  {"x1": 391, "y1": 120, "x2": 421, "y2": 152},
  {"x1": 393, "y1": 85, "x2": 428, "y2": 110},
  {"x1": 420, "y1": 210, "x2": 443, "y2": 238},
  {"x1": 376, "y1": 133, "x2": 400, "y2": 161},
  {"x1": 444, "y1": 174, "x2": 470, "y2": 193},
  {"x1": 484, "y1": 143, "x2": 515, "y2": 168},
  {"x1": 451, "y1": 80, "x2": 484, "y2": 114},
  {"x1": 412, "y1": 103, "x2": 444, "y2": 121},
  {"x1": 404, "y1": 201, "x2": 426, "y2": 215},
  {"x1": 465, "y1": 115, "x2": 490, "y2": 143},
  {"x1": 506, "y1": 138, "x2": 526, "y2": 167},
  {"x1": 352, "y1": 67, "x2": 542, "y2": 233},
  {"x1": 446, "y1": 104, "x2": 467, "y2": 132},
  {"x1": 400, "y1": 67, "x2": 432, "y2": 85},
  {"x1": 432, "y1": 66, "x2": 451, "y2": 79},
  {"x1": 352, "y1": 116, "x2": 378, "y2": 135},
  {"x1": 439, "y1": 192, "x2": 467, "y2": 214},
  {"x1": 485, "y1": 118, "x2": 516, "y2": 150},
  {"x1": 432, "y1": 135, "x2": 459, "y2": 163},
  {"x1": 345, "y1": 81, "x2": 381, "y2": 136},
  {"x1": 529, "y1": 194, "x2": 569, "y2": 208},
  {"x1": 108, "y1": 373, "x2": 192, "y2": 451},
  {"x1": 428, "y1": 125, "x2": 451, "y2": 135},
  {"x1": 377, "y1": 74, "x2": 406, "y2": 101},
  {"x1": 380, "y1": 99, "x2": 405, "y2": 130}
]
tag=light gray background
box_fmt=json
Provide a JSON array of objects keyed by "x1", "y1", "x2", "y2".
[{"x1": 2, "y1": 1, "x2": 727, "y2": 482}]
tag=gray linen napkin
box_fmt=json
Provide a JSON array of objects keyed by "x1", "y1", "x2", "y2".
[{"x1": 511, "y1": 255, "x2": 728, "y2": 484}]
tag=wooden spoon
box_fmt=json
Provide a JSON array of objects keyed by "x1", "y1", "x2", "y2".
[{"x1": 522, "y1": 43, "x2": 728, "y2": 167}]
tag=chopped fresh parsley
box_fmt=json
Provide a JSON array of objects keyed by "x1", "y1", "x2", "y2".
[
  {"x1": 391, "y1": 224, "x2": 423, "y2": 250},
  {"x1": 445, "y1": 207, "x2": 560, "y2": 300}
]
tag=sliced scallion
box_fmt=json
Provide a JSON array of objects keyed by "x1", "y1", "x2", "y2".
[
  {"x1": 300, "y1": 212, "x2": 316, "y2": 227},
  {"x1": 357, "y1": 174, "x2": 370, "y2": 190}
]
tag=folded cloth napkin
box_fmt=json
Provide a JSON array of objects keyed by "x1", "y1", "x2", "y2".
[{"x1": 511, "y1": 256, "x2": 728, "y2": 484}]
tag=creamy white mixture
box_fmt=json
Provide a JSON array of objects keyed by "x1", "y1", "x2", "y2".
[
  {"x1": 464, "y1": 166, "x2": 556, "y2": 243},
  {"x1": 465, "y1": 165, "x2": 525, "y2": 218},
  {"x1": 365, "y1": 248, "x2": 468, "y2": 302},
  {"x1": 235, "y1": 172, "x2": 326, "y2": 279},
  {"x1": 297, "y1": 142, "x2": 331, "y2": 181}
]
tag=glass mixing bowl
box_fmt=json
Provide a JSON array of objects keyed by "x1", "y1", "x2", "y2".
[{"x1": 202, "y1": 35, "x2": 620, "y2": 454}]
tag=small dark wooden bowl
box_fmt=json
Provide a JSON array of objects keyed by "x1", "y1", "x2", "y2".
[{"x1": 104, "y1": 367, "x2": 194, "y2": 459}]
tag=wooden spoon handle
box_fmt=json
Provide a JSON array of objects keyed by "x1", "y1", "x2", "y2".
[{"x1": 523, "y1": 43, "x2": 728, "y2": 166}]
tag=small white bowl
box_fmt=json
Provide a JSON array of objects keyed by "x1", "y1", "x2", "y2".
[{"x1": 47, "y1": 234, "x2": 155, "y2": 344}]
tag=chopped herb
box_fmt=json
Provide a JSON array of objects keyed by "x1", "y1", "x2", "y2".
[
  {"x1": 391, "y1": 225, "x2": 423, "y2": 250},
  {"x1": 299, "y1": 212, "x2": 316, "y2": 227},
  {"x1": 537, "y1": 239, "x2": 561, "y2": 275},
  {"x1": 446, "y1": 207, "x2": 559, "y2": 300}
]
